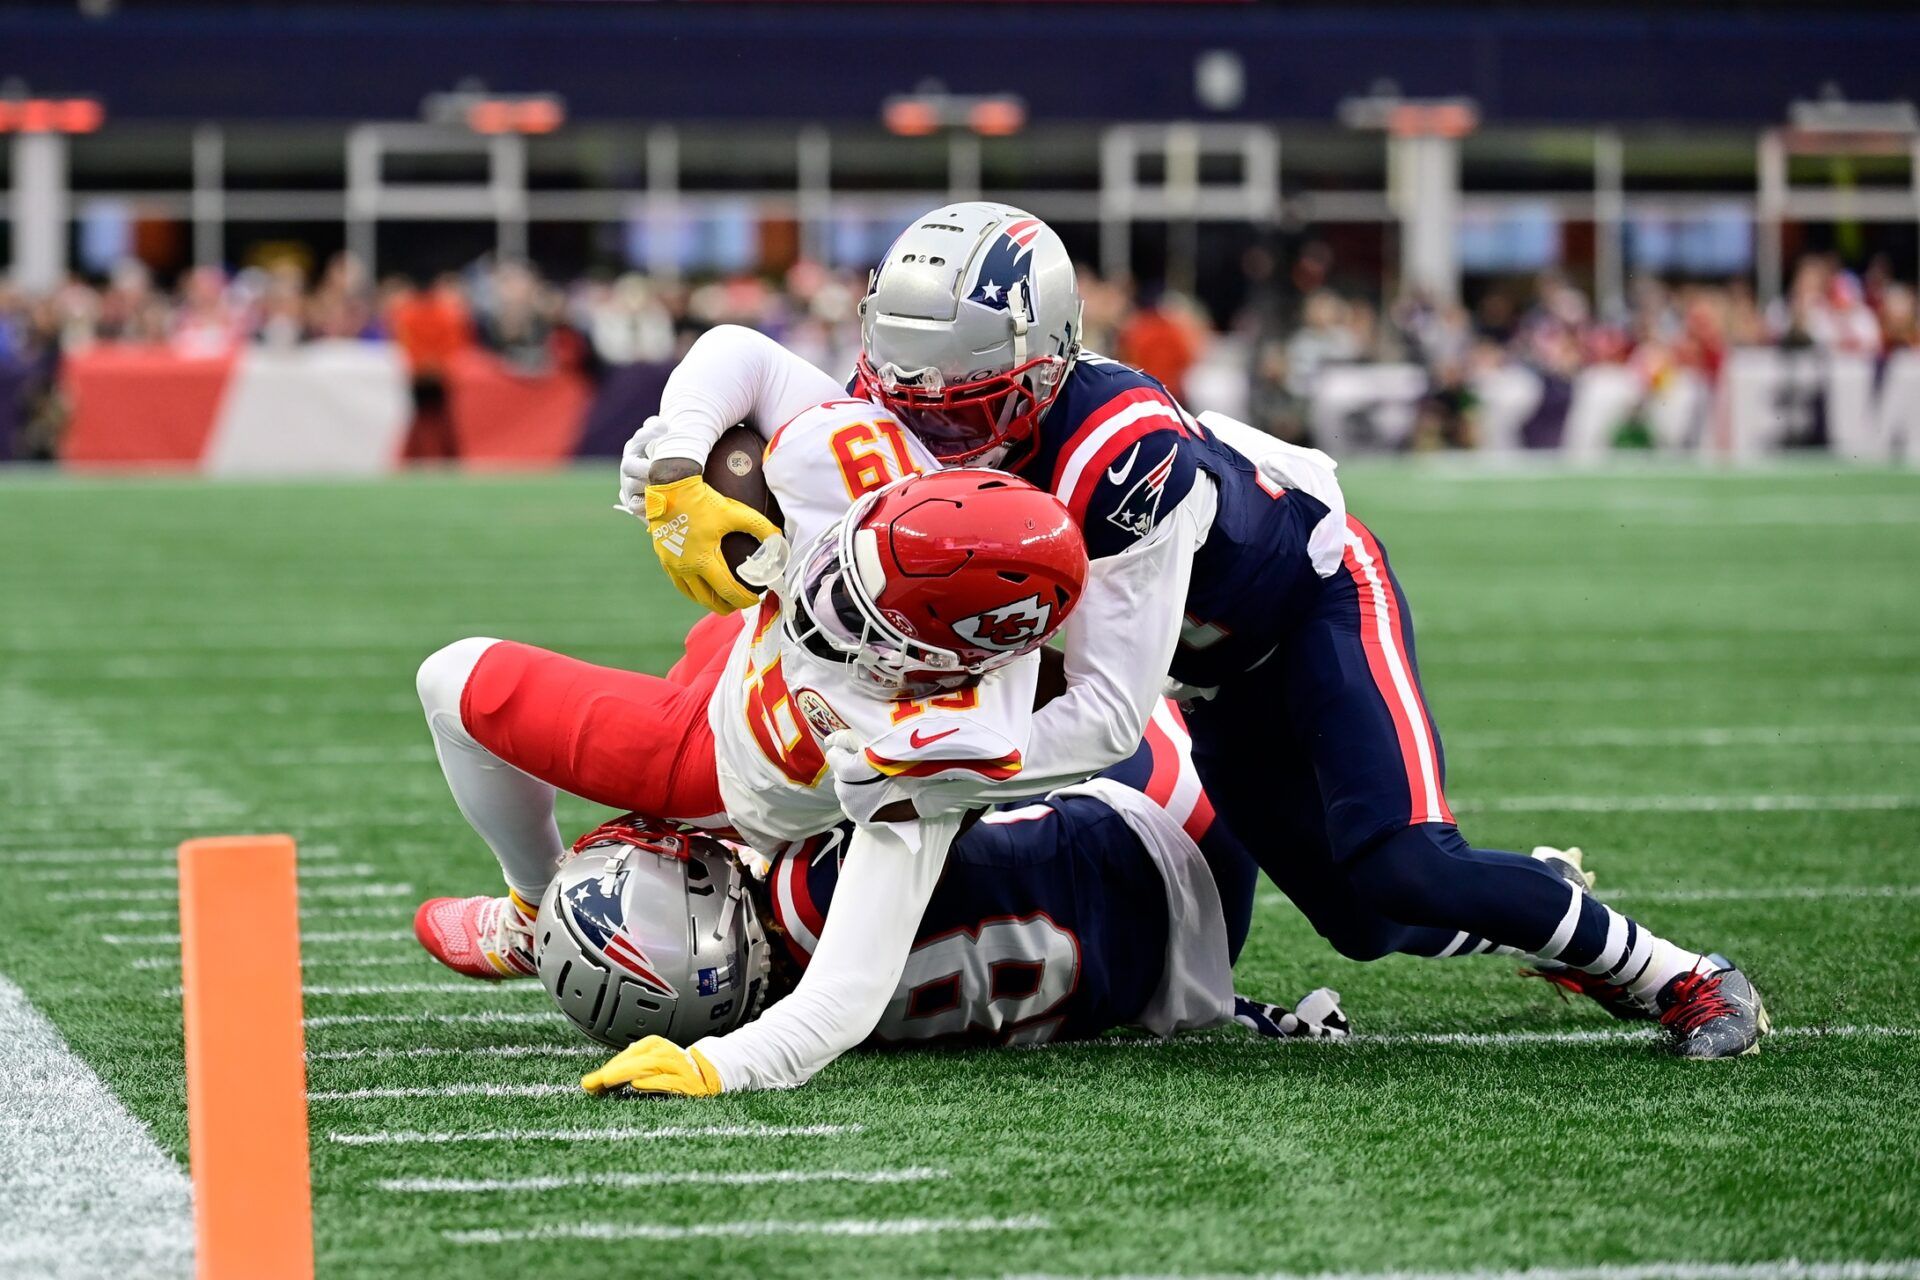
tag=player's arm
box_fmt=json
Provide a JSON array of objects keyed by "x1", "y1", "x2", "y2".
[
  {"x1": 628, "y1": 326, "x2": 847, "y2": 613},
  {"x1": 582, "y1": 811, "x2": 961, "y2": 1095}
]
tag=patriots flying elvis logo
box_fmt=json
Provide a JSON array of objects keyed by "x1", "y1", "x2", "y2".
[
  {"x1": 966, "y1": 218, "x2": 1043, "y2": 322},
  {"x1": 565, "y1": 872, "x2": 678, "y2": 996}
]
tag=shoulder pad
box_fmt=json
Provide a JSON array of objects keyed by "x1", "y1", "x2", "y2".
[{"x1": 1058, "y1": 420, "x2": 1198, "y2": 558}]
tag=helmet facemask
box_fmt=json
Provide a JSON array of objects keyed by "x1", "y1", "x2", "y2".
[
  {"x1": 856, "y1": 349, "x2": 1067, "y2": 465},
  {"x1": 784, "y1": 505, "x2": 980, "y2": 700}
]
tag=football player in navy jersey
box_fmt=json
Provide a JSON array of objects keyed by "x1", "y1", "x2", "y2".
[
  {"x1": 626, "y1": 203, "x2": 1767, "y2": 1060},
  {"x1": 549, "y1": 701, "x2": 1348, "y2": 1072}
]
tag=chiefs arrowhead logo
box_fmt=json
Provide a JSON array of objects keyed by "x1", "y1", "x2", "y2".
[{"x1": 953, "y1": 595, "x2": 1051, "y2": 653}]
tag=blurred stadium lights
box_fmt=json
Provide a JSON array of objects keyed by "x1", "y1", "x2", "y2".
[
  {"x1": 881, "y1": 88, "x2": 1027, "y2": 139},
  {"x1": 420, "y1": 86, "x2": 568, "y2": 136},
  {"x1": 3, "y1": 85, "x2": 107, "y2": 292},
  {"x1": 1342, "y1": 88, "x2": 1483, "y2": 307}
]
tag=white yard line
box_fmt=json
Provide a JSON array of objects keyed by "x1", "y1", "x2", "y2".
[
  {"x1": 1029, "y1": 1025, "x2": 1917, "y2": 1052},
  {"x1": 328, "y1": 1123, "x2": 864, "y2": 1146},
  {"x1": 383, "y1": 1167, "x2": 949, "y2": 1193},
  {"x1": 55, "y1": 881, "x2": 413, "y2": 903},
  {"x1": 132, "y1": 953, "x2": 421, "y2": 972},
  {"x1": 35, "y1": 860, "x2": 376, "y2": 883},
  {"x1": 0, "y1": 974, "x2": 192, "y2": 1280},
  {"x1": 104, "y1": 928, "x2": 411, "y2": 947},
  {"x1": 304, "y1": 1010, "x2": 555, "y2": 1029},
  {"x1": 105, "y1": 904, "x2": 404, "y2": 925},
  {"x1": 445, "y1": 1214, "x2": 1051, "y2": 1246},
  {"x1": 1259, "y1": 885, "x2": 1920, "y2": 909},
  {"x1": 1456, "y1": 794, "x2": 1920, "y2": 814},
  {"x1": 1449, "y1": 725, "x2": 1920, "y2": 749},
  {"x1": 160, "y1": 980, "x2": 544, "y2": 999},
  {"x1": 1000, "y1": 1260, "x2": 1920, "y2": 1280},
  {"x1": 311, "y1": 1043, "x2": 595, "y2": 1062},
  {"x1": 311, "y1": 1083, "x2": 581, "y2": 1101}
]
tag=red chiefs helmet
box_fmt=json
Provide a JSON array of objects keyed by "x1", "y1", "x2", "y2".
[{"x1": 788, "y1": 470, "x2": 1087, "y2": 697}]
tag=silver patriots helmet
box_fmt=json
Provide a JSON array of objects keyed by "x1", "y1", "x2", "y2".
[
  {"x1": 854, "y1": 201, "x2": 1082, "y2": 464},
  {"x1": 535, "y1": 816, "x2": 771, "y2": 1049}
]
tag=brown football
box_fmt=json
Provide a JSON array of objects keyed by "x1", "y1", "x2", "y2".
[{"x1": 703, "y1": 423, "x2": 784, "y2": 579}]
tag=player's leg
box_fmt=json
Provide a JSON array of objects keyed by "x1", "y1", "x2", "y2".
[
  {"x1": 1300, "y1": 518, "x2": 1766, "y2": 1056},
  {"x1": 412, "y1": 633, "x2": 731, "y2": 979}
]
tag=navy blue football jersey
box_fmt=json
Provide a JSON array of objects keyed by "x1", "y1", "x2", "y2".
[
  {"x1": 1014, "y1": 354, "x2": 1331, "y2": 689},
  {"x1": 764, "y1": 708, "x2": 1256, "y2": 1046}
]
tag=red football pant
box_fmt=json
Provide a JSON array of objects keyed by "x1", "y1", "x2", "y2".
[{"x1": 459, "y1": 613, "x2": 745, "y2": 823}]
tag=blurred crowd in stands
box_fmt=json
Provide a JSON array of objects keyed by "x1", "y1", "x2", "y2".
[{"x1": 2, "y1": 242, "x2": 1918, "y2": 460}]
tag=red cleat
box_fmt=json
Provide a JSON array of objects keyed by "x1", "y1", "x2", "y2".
[{"x1": 413, "y1": 893, "x2": 537, "y2": 980}]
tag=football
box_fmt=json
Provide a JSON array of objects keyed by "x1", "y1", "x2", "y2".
[{"x1": 704, "y1": 423, "x2": 784, "y2": 579}]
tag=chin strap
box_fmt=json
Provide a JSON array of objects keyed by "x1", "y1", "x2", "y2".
[{"x1": 1008, "y1": 280, "x2": 1031, "y2": 368}]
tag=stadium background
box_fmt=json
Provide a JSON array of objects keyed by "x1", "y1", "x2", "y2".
[
  {"x1": 5, "y1": 0, "x2": 1920, "y2": 469},
  {"x1": 3, "y1": 5, "x2": 1919, "y2": 1280}
]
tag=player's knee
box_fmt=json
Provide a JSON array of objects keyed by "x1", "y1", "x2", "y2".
[
  {"x1": 416, "y1": 637, "x2": 500, "y2": 719},
  {"x1": 1343, "y1": 824, "x2": 1461, "y2": 926}
]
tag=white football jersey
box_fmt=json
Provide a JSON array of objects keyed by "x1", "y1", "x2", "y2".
[{"x1": 707, "y1": 398, "x2": 1042, "y2": 851}]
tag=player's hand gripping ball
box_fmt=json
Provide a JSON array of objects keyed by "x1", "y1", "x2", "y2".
[
  {"x1": 581, "y1": 1035, "x2": 724, "y2": 1098},
  {"x1": 641, "y1": 425, "x2": 784, "y2": 614}
]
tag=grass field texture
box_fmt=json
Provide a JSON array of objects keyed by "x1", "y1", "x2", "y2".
[{"x1": 2, "y1": 463, "x2": 1916, "y2": 1279}]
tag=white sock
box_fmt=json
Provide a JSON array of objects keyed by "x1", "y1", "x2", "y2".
[{"x1": 417, "y1": 638, "x2": 566, "y2": 903}]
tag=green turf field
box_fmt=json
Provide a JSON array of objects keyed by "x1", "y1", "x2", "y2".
[{"x1": 2, "y1": 463, "x2": 1917, "y2": 1280}]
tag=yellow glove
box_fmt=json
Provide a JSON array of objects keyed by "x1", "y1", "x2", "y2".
[
  {"x1": 581, "y1": 1035, "x2": 724, "y2": 1098},
  {"x1": 644, "y1": 475, "x2": 780, "y2": 614}
]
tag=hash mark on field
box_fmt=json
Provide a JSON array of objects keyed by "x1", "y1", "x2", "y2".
[
  {"x1": 444, "y1": 1214, "x2": 1050, "y2": 1245},
  {"x1": 310, "y1": 1043, "x2": 597, "y2": 1062},
  {"x1": 1002, "y1": 1260, "x2": 1920, "y2": 1280},
  {"x1": 329, "y1": 1123, "x2": 864, "y2": 1146},
  {"x1": 304, "y1": 1010, "x2": 556, "y2": 1029},
  {"x1": 55, "y1": 881, "x2": 412, "y2": 903},
  {"x1": 380, "y1": 1168, "x2": 949, "y2": 1193},
  {"x1": 105, "y1": 904, "x2": 403, "y2": 924},
  {"x1": 1033, "y1": 1024, "x2": 1918, "y2": 1052},
  {"x1": 132, "y1": 953, "x2": 420, "y2": 972}
]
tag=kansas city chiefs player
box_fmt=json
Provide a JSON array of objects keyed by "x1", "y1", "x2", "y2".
[
  {"x1": 414, "y1": 399, "x2": 1096, "y2": 1094},
  {"x1": 625, "y1": 202, "x2": 1767, "y2": 1059}
]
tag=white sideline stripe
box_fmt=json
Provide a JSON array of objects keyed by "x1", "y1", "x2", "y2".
[
  {"x1": 999, "y1": 1259, "x2": 1920, "y2": 1280},
  {"x1": 1456, "y1": 794, "x2": 1920, "y2": 814},
  {"x1": 0, "y1": 974, "x2": 192, "y2": 1279},
  {"x1": 1451, "y1": 725, "x2": 1920, "y2": 749},
  {"x1": 34, "y1": 860, "x2": 376, "y2": 883},
  {"x1": 160, "y1": 981, "x2": 546, "y2": 999},
  {"x1": 329, "y1": 1123, "x2": 864, "y2": 1146},
  {"x1": 305, "y1": 1010, "x2": 556, "y2": 1029},
  {"x1": 383, "y1": 1167, "x2": 949, "y2": 1194},
  {"x1": 104, "y1": 928, "x2": 411, "y2": 947},
  {"x1": 54, "y1": 881, "x2": 412, "y2": 903},
  {"x1": 311, "y1": 1043, "x2": 597, "y2": 1062},
  {"x1": 311, "y1": 1083, "x2": 580, "y2": 1101},
  {"x1": 445, "y1": 1214, "x2": 1050, "y2": 1246},
  {"x1": 0, "y1": 844, "x2": 343, "y2": 866}
]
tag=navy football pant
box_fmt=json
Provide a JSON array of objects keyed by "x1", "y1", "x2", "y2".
[{"x1": 1185, "y1": 517, "x2": 1588, "y2": 963}]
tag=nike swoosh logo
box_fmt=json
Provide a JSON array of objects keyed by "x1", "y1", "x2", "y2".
[
  {"x1": 909, "y1": 727, "x2": 961, "y2": 750},
  {"x1": 1106, "y1": 443, "x2": 1142, "y2": 486}
]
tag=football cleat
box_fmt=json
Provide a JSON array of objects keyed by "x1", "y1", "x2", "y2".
[
  {"x1": 1532, "y1": 845, "x2": 1596, "y2": 895},
  {"x1": 1233, "y1": 988, "x2": 1351, "y2": 1040},
  {"x1": 1522, "y1": 965, "x2": 1652, "y2": 1023},
  {"x1": 1655, "y1": 956, "x2": 1769, "y2": 1059},
  {"x1": 413, "y1": 891, "x2": 538, "y2": 980}
]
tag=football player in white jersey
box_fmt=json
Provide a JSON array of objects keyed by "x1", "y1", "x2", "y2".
[{"x1": 412, "y1": 398, "x2": 1091, "y2": 1094}]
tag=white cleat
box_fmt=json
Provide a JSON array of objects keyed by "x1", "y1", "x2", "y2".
[{"x1": 1531, "y1": 845, "x2": 1596, "y2": 894}]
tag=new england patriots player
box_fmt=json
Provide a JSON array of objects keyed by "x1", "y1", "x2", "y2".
[
  {"x1": 422, "y1": 397, "x2": 1269, "y2": 1097},
  {"x1": 544, "y1": 702, "x2": 1347, "y2": 1085},
  {"x1": 628, "y1": 202, "x2": 1768, "y2": 1059}
]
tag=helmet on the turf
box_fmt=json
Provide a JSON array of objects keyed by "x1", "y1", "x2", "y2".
[
  {"x1": 854, "y1": 202, "x2": 1081, "y2": 464},
  {"x1": 535, "y1": 816, "x2": 770, "y2": 1049},
  {"x1": 786, "y1": 468, "x2": 1087, "y2": 698}
]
